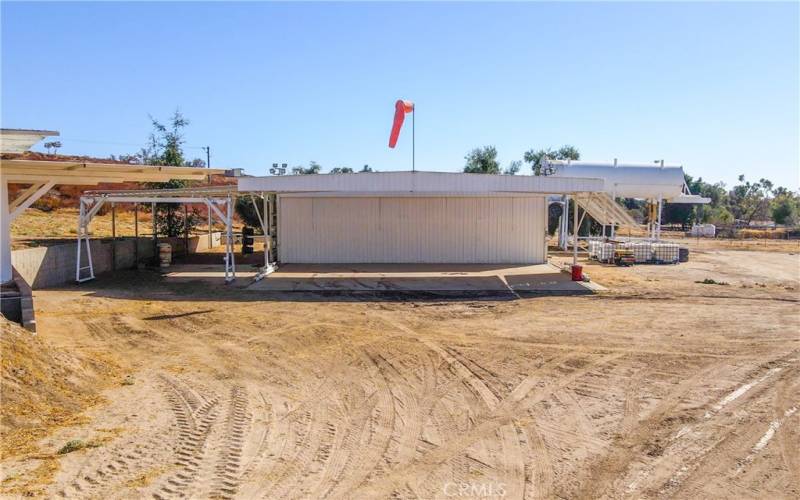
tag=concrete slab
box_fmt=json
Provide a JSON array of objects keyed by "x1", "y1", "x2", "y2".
[{"x1": 161, "y1": 262, "x2": 600, "y2": 295}]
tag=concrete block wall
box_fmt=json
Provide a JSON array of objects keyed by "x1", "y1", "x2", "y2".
[{"x1": 11, "y1": 232, "x2": 222, "y2": 289}]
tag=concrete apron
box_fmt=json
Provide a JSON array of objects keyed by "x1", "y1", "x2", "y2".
[{"x1": 162, "y1": 263, "x2": 603, "y2": 295}]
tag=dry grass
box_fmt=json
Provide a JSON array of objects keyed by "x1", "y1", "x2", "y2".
[
  {"x1": 10, "y1": 208, "x2": 237, "y2": 250},
  {"x1": 0, "y1": 318, "x2": 120, "y2": 460}
]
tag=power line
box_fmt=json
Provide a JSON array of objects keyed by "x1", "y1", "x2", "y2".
[{"x1": 57, "y1": 137, "x2": 207, "y2": 150}]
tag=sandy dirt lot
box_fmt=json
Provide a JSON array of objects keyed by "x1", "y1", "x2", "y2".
[{"x1": 1, "y1": 246, "x2": 799, "y2": 499}]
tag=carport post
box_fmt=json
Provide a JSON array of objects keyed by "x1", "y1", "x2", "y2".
[
  {"x1": 207, "y1": 202, "x2": 212, "y2": 249},
  {"x1": 134, "y1": 204, "x2": 139, "y2": 268},
  {"x1": 268, "y1": 192, "x2": 269, "y2": 267},
  {"x1": 183, "y1": 204, "x2": 189, "y2": 257},
  {"x1": 0, "y1": 180, "x2": 11, "y2": 283},
  {"x1": 152, "y1": 202, "x2": 157, "y2": 264},
  {"x1": 573, "y1": 194, "x2": 579, "y2": 266},
  {"x1": 111, "y1": 203, "x2": 116, "y2": 271}
]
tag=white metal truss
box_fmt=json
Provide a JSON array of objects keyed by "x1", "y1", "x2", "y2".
[
  {"x1": 248, "y1": 192, "x2": 278, "y2": 281},
  {"x1": 76, "y1": 192, "x2": 237, "y2": 283}
]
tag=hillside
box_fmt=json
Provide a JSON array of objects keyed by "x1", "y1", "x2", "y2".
[{"x1": 0, "y1": 317, "x2": 120, "y2": 495}]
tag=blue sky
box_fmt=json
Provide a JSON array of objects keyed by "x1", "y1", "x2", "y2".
[{"x1": 2, "y1": 2, "x2": 798, "y2": 188}]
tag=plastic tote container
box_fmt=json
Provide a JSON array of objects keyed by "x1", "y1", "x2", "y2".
[{"x1": 652, "y1": 243, "x2": 680, "y2": 264}]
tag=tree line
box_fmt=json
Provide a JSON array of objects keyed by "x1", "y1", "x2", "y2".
[
  {"x1": 462, "y1": 144, "x2": 799, "y2": 228},
  {"x1": 121, "y1": 111, "x2": 799, "y2": 231}
]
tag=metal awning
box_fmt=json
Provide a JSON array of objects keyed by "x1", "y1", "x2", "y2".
[
  {"x1": 75, "y1": 185, "x2": 275, "y2": 284},
  {"x1": 238, "y1": 170, "x2": 606, "y2": 195},
  {"x1": 2, "y1": 159, "x2": 228, "y2": 284}
]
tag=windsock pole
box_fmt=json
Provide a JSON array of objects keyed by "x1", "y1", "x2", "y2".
[
  {"x1": 389, "y1": 99, "x2": 415, "y2": 171},
  {"x1": 412, "y1": 107, "x2": 415, "y2": 172}
]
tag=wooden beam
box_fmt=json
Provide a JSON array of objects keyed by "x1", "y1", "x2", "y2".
[
  {"x1": 9, "y1": 181, "x2": 56, "y2": 222},
  {"x1": 9, "y1": 182, "x2": 45, "y2": 211}
]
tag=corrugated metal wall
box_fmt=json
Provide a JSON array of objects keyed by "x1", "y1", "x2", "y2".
[{"x1": 278, "y1": 196, "x2": 546, "y2": 264}]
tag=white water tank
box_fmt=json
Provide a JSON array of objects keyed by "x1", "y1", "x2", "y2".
[{"x1": 547, "y1": 160, "x2": 687, "y2": 200}]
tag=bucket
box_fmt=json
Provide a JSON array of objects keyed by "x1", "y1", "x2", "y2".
[
  {"x1": 158, "y1": 243, "x2": 172, "y2": 268},
  {"x1": 571, "y1": 264, "x2": 583, "y2": 281}
]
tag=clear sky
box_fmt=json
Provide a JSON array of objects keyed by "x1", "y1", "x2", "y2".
[{"x1": 2, "y1": 2, "x2": 798, "y2": 189}]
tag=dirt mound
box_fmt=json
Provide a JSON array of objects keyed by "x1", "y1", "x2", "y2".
[{"x1": 0, "y1": 317, "x2": 119, "y2": 460}]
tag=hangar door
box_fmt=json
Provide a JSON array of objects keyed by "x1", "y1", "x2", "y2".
[{"x1": 278, "y1": 196, "x2": 546, "y2": 264}]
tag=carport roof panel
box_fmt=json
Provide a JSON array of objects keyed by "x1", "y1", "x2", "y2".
[
  {"x1": 1, "y1": 159, "x2": 226, "y2": 184},
  {"x1": 239, "y1": 171, "x2": 605, "y2": 194}
]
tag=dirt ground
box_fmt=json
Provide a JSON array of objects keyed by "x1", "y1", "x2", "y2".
[{"x1": 1, "y1": 244, "x2": 799, "y2": 499}]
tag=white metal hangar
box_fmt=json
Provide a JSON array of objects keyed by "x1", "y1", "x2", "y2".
[{"x1": 239, "y1": 171, "x2": 605, "y2": 265}]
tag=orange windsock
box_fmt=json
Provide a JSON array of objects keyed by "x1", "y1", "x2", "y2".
[{"x1": 389, "y1": 99, "x2": 414, "y2": 148}]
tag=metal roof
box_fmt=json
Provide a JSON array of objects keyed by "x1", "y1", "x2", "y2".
[
  {"x1": 238, "y1": 171, "x2": 605, "y2": 195},
  {"x1": 84, "y1": 185, "x2": 238, "y2": 198},
  {"x1": 1, "y1": 159, "x2": 225, "y2": 185}
]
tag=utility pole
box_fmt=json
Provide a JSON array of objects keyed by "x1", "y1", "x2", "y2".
[{"x1": 203, "y1": 146, "x2": 211, "y2": 183}]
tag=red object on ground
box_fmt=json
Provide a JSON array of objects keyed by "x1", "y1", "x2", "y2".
[
  {"x1": 571, "y1": 264, "x2": 583, "y2": 281},
  {"x1": 388, "y1": 100, "x2": 414, "y2": 148}
]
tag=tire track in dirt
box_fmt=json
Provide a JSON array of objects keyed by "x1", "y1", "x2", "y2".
[
  {"x1": 321, "y1": 349, "x2": 397, "y2": 497},
  {"x1": 571, "y1": 362, "x2": 720, "y2": 498},
  {"x1": 619, "y1": 365, "x2": 649, "y2": 436},
  {"x1": 152, "y1": 376, "x2": 220, "y2": 499},
  {"x1": 774, "y1": 375, "x2": 800, "y2": 494},
  {"x1": 617, "y1": 355, "x2": 799, "y2": 498},
  {"x1": 658, "y1": 363, "x2": 800, "y2": 498},
  {"x1": 376, "y1": 315, "x2": 530, "y2": 498},
  {"x1": 513, "y1": 421, "x2": 553, "y2": 500},
  {"x1": 57, "y1": 432, "x2": 172, "y2": 499},
  {"x1": 209, "y1": 385, "x2": 249, "y2": 499},
  {"x1": 350, "y1": 336, "x2": 621, "y2": 499}
]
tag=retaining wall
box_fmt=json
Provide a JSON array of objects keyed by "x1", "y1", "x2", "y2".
[{"x1": 11, "y1": 232, "x2": 222, "y2": 289}]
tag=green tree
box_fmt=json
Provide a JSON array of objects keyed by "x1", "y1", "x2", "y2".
[
  {"x1": 706, "y1": 206, "x2": 734, "y2": 224},
  {"x1": 463, "y1": 146, "x2": 500, "y2": 174},
  {"x1": 729, "y1": 175, "x2": 773, "y2": 224},
  {"x1": 360, "y1": 164, "x2": 374, "y2": 173},
  {"x1": 770, "y1": 190, "x2": 799, "y2": 225},
  {"x1": 292, "y1": 161, "x2": 322, "y2": 175},
  {"x1": 235, "y1": 196, "x2": 265, "y2": 234},
  {"x1": 330, "y1": 167, "x2": 354, "y2": 174},
  {"x1": 140, "y1": 110, "x2": 204, "y2": 237},
  {"x1": 523, "y1": 145, "x2": 580, "y2": 175},
  {"x1": 504, "y1": 160, "x2": 521, "y2": 175},
  {"x1": 44, "y1": 141, "x2": 62, "y2": 154}
]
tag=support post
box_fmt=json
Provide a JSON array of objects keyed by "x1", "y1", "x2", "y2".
[
  {"x1": 134, "y1": 204, "x2": 139, "y2": 268},
  {"x1": 261, "y1": 193, "x2": 269, "y2": 268},
  {"x1": 224, "y1": 197, "x2": 236, "y2": 282},
  {"x1": 656, "y1": 195, "x2": 663, "y2": 240},
  {"x1": 561, "y1": 195, "x2": 569, "y2": 250},
  {"x1": 1, "y1": 181, "x2": 11, "y2": 283},
  {"x1": 151, "y1": 202, "x2": 157, "y2": 265},
  {"x1": 573, "y1": 194, "x2": 579, "y2": 266},
  {"x1": 75, "y1": 198, "x2": 96, "y2": 282},
  {"x1": 207, "y1": 202, "x2": 212, "y2": 249},
  {"x1": 183, "y1": 204, "x2": 189, "y2": 258},
  {"x1": 111, "y1": 202, "x2": 116, "y2": 271}
]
